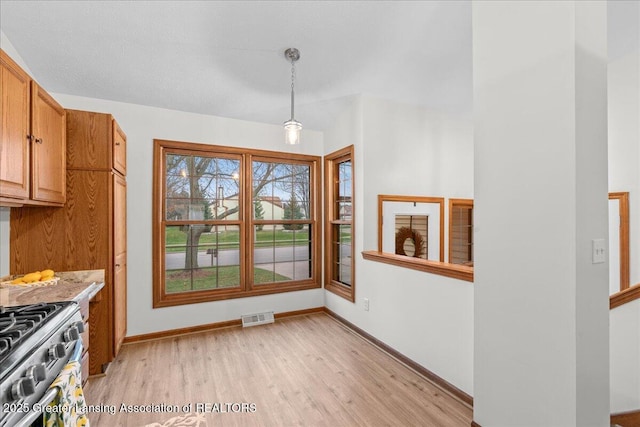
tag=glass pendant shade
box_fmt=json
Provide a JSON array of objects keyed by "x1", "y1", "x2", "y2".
[{"x1": 284, "y1": 119, "x2": 302, "y2": 145}]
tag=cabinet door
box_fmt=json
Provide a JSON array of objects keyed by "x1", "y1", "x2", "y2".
[
  {"x1": 112, "y1": 120, "x2": 126, "y2": 175},
  {"x1": 31, "y1": 82, "x2": 65, "y2": 204},
  {"x1": 0, "y1": 50, "x2": 30, "y2": 200},
  {"x1": 113, "y1": 173, "x2": 127, "y2": 356},
  {"x1": 66, "y1": 109, "x2": 111, "y2": 170}
]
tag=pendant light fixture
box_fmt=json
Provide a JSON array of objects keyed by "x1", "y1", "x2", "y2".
[{"x1": 283, "y1": 48, "x2": 302, "y2": 145}]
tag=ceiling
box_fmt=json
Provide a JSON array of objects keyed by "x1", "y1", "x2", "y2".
[{"x1": 0, "y1": 1, "x2": 637, "y2": 131}]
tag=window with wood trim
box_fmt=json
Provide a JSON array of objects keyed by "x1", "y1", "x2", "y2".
[
  {"x1": 324, "y1": 145, "x2": 355, "y2": 302},
  {"x1": 449, "y1": 199, "x2": 473, "y2": 266},
  {"x1": 153, "y1": 139, "x2": 321, "y2": 308}
]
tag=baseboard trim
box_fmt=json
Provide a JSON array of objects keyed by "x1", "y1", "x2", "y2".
[
  {"x1": 611, "y1": 409, "x2": 640, "y2": 426},
  {"x1": 323, "y1": 307, "x2": 474, "y2": 408},
  {"x1": 471, "y1": 421, "x2": 482, "y2": 427},
  {"x1": 123, "y1": 307, "x2": 325, "y2": 344}
]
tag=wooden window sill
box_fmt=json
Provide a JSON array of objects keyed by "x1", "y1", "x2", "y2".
[
  {"x1": 361, "y1": 251, "x2": 474, "y2": 282},
  {"x1": 610, "y1": 283, "x2": 640, "y2": 309}
]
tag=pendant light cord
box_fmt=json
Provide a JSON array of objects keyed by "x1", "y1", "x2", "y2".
[{"x1": 290, "y1": 60, "x2": 296, "y2": 121}]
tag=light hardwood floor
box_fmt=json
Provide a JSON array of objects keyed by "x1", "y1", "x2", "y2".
[{"x1": 84, "y1": 313, "x2": 472, "y2": 426}]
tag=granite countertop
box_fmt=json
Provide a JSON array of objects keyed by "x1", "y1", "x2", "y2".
[{"x1": 0, "y1": 269, "x2": 105, "y2": 307}]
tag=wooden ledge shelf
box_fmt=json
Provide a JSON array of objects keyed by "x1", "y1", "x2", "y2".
[
  {"x1": 610, "y1": 283, "x2": 640, "y2": 310},
  {"x1": 361, "y1": 251, "x2": 474, "y2": 282}
]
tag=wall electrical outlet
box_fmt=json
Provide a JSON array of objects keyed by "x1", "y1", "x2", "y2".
[
  {"x1": 363, "y1": 298, "x2": 370, "y2": 311},
  {"x1": 592, "y1": 239, "x2": 606, "y2": 264}
]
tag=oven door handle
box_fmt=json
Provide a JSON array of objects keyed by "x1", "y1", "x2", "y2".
[
  {"x1": 70, "y1": 338, "x2": 83, "y2": 363},
  {"x1": 13, "y1": 386, "x2": 60, "y2": 427}
]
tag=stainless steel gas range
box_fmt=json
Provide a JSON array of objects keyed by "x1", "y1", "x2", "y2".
[{"x1": 0, "y1": 301, "x2": 84, "y2": 427}]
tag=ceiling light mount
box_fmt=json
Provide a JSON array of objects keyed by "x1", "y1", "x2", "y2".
[
  {"x1": 284, "y1": 48, "x2": 300, "y2": 62},
  {"x1": 284, "y1": 47, "x2": 302, "y2": 145}
]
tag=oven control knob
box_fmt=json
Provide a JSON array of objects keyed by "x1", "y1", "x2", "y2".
[
  {"x1": 48, "y1": 343, "x2": 66, "y2": 360},
  {"x1": 73, "y1": 321, "x2": 85, "y2": 333},
  {"x1": 26, "y1": 363, "x2": 47, "y2": 382},
  {"x1": 64, "y1": 326, "x2": 80, "y2": 342},
  {"x1": 11, "y1": 377, "x2": 36, "y2": 400}
]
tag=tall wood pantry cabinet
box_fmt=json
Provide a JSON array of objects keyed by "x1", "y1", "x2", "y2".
[
  {"x1": 0, "y1": 49, "x2": 66, "y2": 207},
  {"x1": 10, "y1": 109, "x2": 127, "y2": 376}
]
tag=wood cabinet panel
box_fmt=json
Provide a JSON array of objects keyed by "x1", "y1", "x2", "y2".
[
  {"x1": 114, "y1": 174, "x2": 126, "y2": 257},
  {"x1": 30, "y1": 82, "x2": 65, "y2": 204},
  {"x1": 64, "y1": 170, "x2": 111, "y2": 269},
  {"x1": 113, "y1": 253, "x2": 126, "y2": 356},
  {"x1": 113, "y1": 120, "x2": 126, "y2": 175},
  {"x1": 9, "y1": 206, "x2": 66, "y2": 274},
  {"x1": 66, "y1": 109, "x2": 111, "y2": 170},
  {"x1": 0, "y1": 50, "x2": 30, "y2": 200},
  {"x1": 113, "y1": 174, "x2": 127, "y2": 356}
]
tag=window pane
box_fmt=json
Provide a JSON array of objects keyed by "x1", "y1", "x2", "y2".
[
  {"x1": 253, "y1": 161, "x2": 311, "y2": 220},
  {"x1": 253, "y1": 224, "x2": 312, "y2": 284},
  {"x1": 451, "y1": 205, "x2": 473, "y2": 265},
  {"x1": 332, "y1": 224, "x2": 352, "y2": 286},
  {"x1": 339, "y1": 160, "x2": 352, "y2": 197},
  {"x1": 165, "y1": 154, "x2": 240, "y2": 221},
  {"x1": 337, "y1": 160, "x2": 352, "y2": 220},
  {"x1": 165, "y1": 225, "x2": 241, "y2": 293}
]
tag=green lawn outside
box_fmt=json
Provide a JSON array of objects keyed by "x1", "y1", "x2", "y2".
[
  {"x1": 165, "y1": 227, "x2": 310, "y2": 252},
  {"x1": 166, "y1": 266, "x2": 290, "y2": 293}
]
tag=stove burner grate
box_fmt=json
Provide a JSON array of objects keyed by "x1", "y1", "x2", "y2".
[{"x1": 0, "y1": 302, "x2": 73, "y2": 362}]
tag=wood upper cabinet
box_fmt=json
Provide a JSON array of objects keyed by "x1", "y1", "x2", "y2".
[
  {"x1": 67, "y1": 109, "x2": 126, "y2": 174},
  {"x1": 0, "y1": 49, "x2": 66, "y2": 206},
  {"x1": 30, "y1": 82, "x2": 66, "y2": 204},
  {"x1": 1, "y1": 50, "x2": 31, "y2": 200}
]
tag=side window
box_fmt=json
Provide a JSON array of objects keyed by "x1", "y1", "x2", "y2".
[{"x1": 324, "y1": 146, "x2": 355, "y2": 302}]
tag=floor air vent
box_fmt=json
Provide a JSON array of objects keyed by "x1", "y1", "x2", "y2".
[{"x1": 241, "y1": 311, "x2": 275, "y2": 327}]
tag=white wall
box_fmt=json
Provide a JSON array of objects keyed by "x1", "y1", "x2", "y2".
[
  {"x1": 324, "y1": 95, "x2": 475, "y2": 396},
  {"x1": 51, "y1": 93, "x2": 324, "y2": 336}
]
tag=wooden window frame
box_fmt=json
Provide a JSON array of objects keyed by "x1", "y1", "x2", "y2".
[
  {"x1": 448, "y1": 198, "x2": 474, "y2": 266},
  {"x1": 153, "y1": 139, "x2": 322, "y2": 308},
  {"x1": 376, "y1": 195, "x2": 445, "y2": 260},
  {"x1": 362, "y1": 194, "x2": 473, "y2": 282},
  {"x1": 324, "y1": 145, "x2": 355, "y2": 302},
  {"x1": 609, "y1": 192, "x2": 630, "y2": 292}
]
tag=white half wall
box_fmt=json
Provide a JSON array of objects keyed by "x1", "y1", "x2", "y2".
[
  {"x1": 324, "y1": 95, "x2": 475, "y2": 396},
  {"x1": 51, "y1": 93, "x2": 324, "y2": 336}
]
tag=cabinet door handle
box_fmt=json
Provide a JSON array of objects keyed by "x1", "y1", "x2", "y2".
[
  {"x1": 35, "y1": 138, "x2": 43, "y2": 144},
  {"x1": 115, "y1": 263, "x2": 121, "y2": 267},
  {"x1": 115, "y1": 142, "x2": 121, "y2": 146}
]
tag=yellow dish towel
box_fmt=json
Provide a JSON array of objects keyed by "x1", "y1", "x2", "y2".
[{"x1": 44, "y1": 361, "x2": 90, "y2": 427}]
